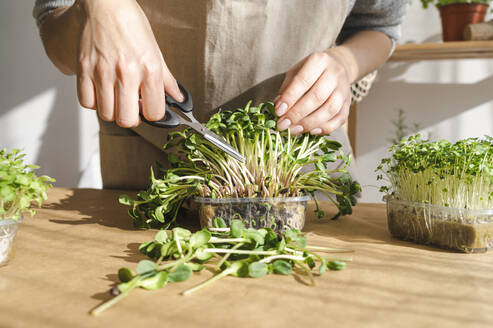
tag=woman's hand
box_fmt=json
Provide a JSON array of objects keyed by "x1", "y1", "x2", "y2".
[
  {"x1": 274, "y1": 51, "x2": 352, "y2": 135},
  {"x1": 75, "y1": 0, "x2": 182, "y2": 128}
]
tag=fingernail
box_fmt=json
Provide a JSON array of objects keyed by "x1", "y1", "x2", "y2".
[
  {"x1": 176, "y1": 91, "x2": 185, "y2": 102},
  {"x1": 290, "y1": 125, "x2": 304, "y2": 134},
  {"x1": 310, "y1": 128, "x2": 322, "y2": 135},
  {"x1": 276, "y1": 102, "x2": 288, "y2": 116},
  {"x1": 277, "y1": 118, "x2": 291, "y2": 131},
  {"x1": 273, "y1": 95, "x2": 280, "y2": 102}
]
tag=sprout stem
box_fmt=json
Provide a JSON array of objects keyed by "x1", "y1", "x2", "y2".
[
  {"x1": 304, "y1": 245, "x2": 354, "y2": 253},
  {"x1": 209, "y1": 237, "x2": 250, "y2": 243},
  {"x1": 182, "y1": 268, "x2": 234, "y2": 296},
  {"x1": 203, "y1": 248, "x2": 277, "y2": 255},
  {"x1": 258, "y1": 255, "x2": 304, "y2": 263},
  {"x1": 90, "y1": 291, "x2": 130, "y2": 316}
]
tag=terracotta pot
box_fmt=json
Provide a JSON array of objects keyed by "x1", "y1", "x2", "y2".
[{"x1": 438, "y1": 3, "x2": 489, "y2": 41}]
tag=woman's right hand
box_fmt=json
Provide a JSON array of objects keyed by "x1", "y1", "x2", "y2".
[{"x1": 74, "y1": 0, "x2": 182, "y2": 127}]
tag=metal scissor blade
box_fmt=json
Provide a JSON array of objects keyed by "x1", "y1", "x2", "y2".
[{"x1": 185, "y1": 121, "x2": 245, "y2": 163}]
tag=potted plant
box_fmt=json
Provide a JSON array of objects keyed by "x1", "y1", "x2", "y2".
[
  {"x1": 421, "y1": 0, "x2": 490, "y2": 41},
  {"x1": 0, "y1": 149, "x2": 54, "y2": 266},
  {"x1": 376, "y1": 135, "x2": 493, "y2": 253},
  {"x1": 120, "y1": 102, "x2": 360, "y2": 233}
]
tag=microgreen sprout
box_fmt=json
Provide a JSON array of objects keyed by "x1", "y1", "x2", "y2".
[
  {"x1": 376, "y1": 135, "x2": 493, "y2": 209},
  {"x1": 120, "y1": 102, "x2": 360, "y2": 228},
  {"x1": 90, "y1": 218, "x2": 352, "y2": 316},
  {"x1": 0, "y1": 148, "x2": 55, "y2": 220}
]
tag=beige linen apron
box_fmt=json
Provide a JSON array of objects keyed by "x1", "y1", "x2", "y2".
[{"x1": 99, "y1": 0, "x2": 352, "y2": 190}]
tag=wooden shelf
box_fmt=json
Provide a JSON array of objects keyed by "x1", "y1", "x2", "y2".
[
  {"x1": 389, "y1": 41, "x2": 493, "y2": 61},
  {"x1": 349, "y1": 41, "x2": 493, "y2": 157}
]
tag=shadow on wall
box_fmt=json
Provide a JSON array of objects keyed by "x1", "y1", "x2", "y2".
[{"x1": 0, "y1": 2, "x2": 82, "y2": 186}]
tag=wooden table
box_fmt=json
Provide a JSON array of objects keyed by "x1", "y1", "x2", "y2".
[{"x1": 1, "y1": 188, "x2": 492, "y2": 328}]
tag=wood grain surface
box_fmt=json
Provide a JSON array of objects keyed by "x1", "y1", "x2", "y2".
[{"x1": 1, "y1": 188, "x2": 492, "y2": 328}]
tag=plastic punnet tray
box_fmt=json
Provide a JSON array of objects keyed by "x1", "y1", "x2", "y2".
[
  {"x1": 194, "y1": 196, "x2": 311, "y2": 233},
  {"x1": 386, "y1": 197, "x2": 493, "y2": 253}
]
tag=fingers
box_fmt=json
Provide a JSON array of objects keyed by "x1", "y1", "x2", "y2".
[
  {"x1": 94, "y1": 62, "x2": 115, "y2": 121},
  {"x1": 275, "y1": 52, "x2": 329, "y2": 118},
  {"x1": 77, "y1": 70, "x2": 96, "y2": 109},
  {"x1": 162, "y1": 64, "x2": 184, "y2": 102},
  {"x1": 300, "y1": 93, "x2": 351, "y2": 135},
  {"x1": 74, "y1": 0, "x2": 185, "y2": 128},
  {"x1": 280, "y1": 70, "x2": 338, "y2": 131},
  {"x1": 318, "y1": 98, "x2": 351, "y2": 135},
  {"x1": 95, "y1": 82, "x2": 115, "y2": 121},
  {"x1": 115, "y1": 63, "x2": 140, "y2": 128},
  {"x1": 140, "y1": 64, "x2": 166, "y2": 121},
  {"x1": 275, "y1": 51, "x2": 351, "y2": 136},
  {"x1": 77, "y1": 55, "x2": 175, "y2": 127}
]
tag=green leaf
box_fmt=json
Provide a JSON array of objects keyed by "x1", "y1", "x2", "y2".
[
  {"x1": 154, "y1": 206, "x2": 165, "y2": 223},
  {"x1": 146, "y1": 243, "x2": 156, "y2": 253},
  {"x1": 189, "y1": 230, "x2": 211, "y2": 248},
  {"x1": 136, "y1": 260, "x2": 157, "y2": 274},
  {"x1": 321, "y1": 152, "x2": 337, "y2": 163},
  {"x1": 160, "y1": 243, "x2": 172, "y2": 257},
  {"x1": 172, "y1": 227, "x2": 192, "y2": 240},
  {"x1": 117, "y1": 280, "x2": 136, "y2": 294},
  {"x1": 154, "y1": 230, "x2": 168, "y2": 243},
  {"x1": 264, "y1": 229, "x2": 278, "y2": 248},
  {"x1": 277, "y1": 237, "x2": 286, "y2": 252},
  {"x1": 285, "y1": 230, "x2": 306, "y2": 248},
  {"x1": 230, "y1": 220, "x2": 245, "y2": 238},
  {"x1": 339, "y1": 172, "x2": 352, "y2": 185},
  {"x1": 185, "y1": 262, "x2": 205, "y2": 272},
  {"x1": 195, "y1": 248, "x2": 213, "y2": 263},
  {"x1": 248, "y1": 262, "x2": 268, "y2": 278},
  {"x1": 272, "y1": 260, "x2": 292, "y2": 275},
  {"x1": 139, "y1": 271, "x2": 168, "y2": 290},
  {"x1": 265, "y1": 120, "x2": 276, "y2": 129},
  {"x1": 138, "y1": 241, "x2": 154, "y2": 254},
  {"x1": 327, "y1": 261, "x2": 346, "y2": 271},
  {"x1": 118, "y1": 268, "x2": 136, "y2": 283},
  {"x1": 15, "y1": 175, "x2": 29, "y2": 185},
  {"x1": 305, "y1": 256, "x2": 315, "y2": 269},
  {"x1": 242, "y1": 229, "x2": 265, "y2": 245},
  {"x1": 296, "y1": 236, "x2": 307, "y2": 248},
  {"x1": 230, "y1": 261, "x2": 249, "y2": 278},
  {"x1": 212, "y1": 217, "x2": 227, "y2": 228},
  {"x1": 168, "y1": 264, "x2": 192, "y2": 283},
  {"x1": 118, "y1": 194, "x2": 133, "y2": 206},
  {"x1": 0, "y1": 186, "x2": 15, "y2": 202}
]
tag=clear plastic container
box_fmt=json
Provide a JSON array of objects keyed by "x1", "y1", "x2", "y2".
[
  {"x1": 386, "y1": 197, "x2": 493, "y2": 253},
  {"x1": 194, "y1": 196, "x2": 311, "y2": 233},
  {"x1": 0, "y1": 218, "x2": 19, "y2": 266}
]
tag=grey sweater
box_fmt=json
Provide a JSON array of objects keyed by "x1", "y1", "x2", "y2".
[{"x1": 33, "y1": 0, "x2": 409, "y2": 47}]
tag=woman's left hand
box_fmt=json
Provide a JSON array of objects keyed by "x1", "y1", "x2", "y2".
[{"x1": 274, "y1": 51, "x2": 352, "y2": 135}]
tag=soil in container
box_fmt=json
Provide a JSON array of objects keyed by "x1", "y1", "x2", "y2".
[
  {"x1": 196, "y1": 196, "x2": 310, "y2": 233},
  {"x1": 387, "y1": 198, "x2": 493, "y2": 253}
]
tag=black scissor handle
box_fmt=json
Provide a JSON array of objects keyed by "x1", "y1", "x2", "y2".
[
  {"x1": 140, "y1": 81, "x2": 193, "y2": 128},
  {"x1": 166, "y1": 81, "x2": 193, "y2": 112},
  {"x1": 140, "y1": 107, "x2": 182, "y2": 128}
]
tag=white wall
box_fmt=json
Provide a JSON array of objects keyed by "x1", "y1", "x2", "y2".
[
  {"x1": 357, "y1": 1, "x2": 493, "y2": 203},
  {"x1": 0, "y1": 1, "x2": 102, "y2": 188},
  {"x1": 0, "y1": 2, "x2": 491, "y2": 196}
]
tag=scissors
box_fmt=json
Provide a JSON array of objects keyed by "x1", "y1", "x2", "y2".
[{"x1": 140, "y1": 82, "x2": 245, "y2": 163}]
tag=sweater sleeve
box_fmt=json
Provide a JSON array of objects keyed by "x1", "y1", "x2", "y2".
[
  {"x1": 33, "y1": 0, "x2": 76, "y2": 27},
  {"x1": 339, "y1": 0, "x2": 410, "y2": 54}
]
